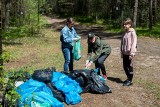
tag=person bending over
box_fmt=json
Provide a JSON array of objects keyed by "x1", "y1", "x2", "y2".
[{"x1": 85, "y1": 33, "x2": 111, "y2": 80}]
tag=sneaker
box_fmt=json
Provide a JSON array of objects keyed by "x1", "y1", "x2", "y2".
[
  {"x1": 123, "y1": 80, "x2": 132, "y2": 86},
  {"x1": 123, "y1": 79, "x2": 129, "y2": 84},
  {"x1": 103, "y1": 75, "x2": 107, "y2": 80},
  {"x1": 107, "y1": 89, "x2": 112, "y2": 93}
]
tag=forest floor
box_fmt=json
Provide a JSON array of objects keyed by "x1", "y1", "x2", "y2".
[{"x1": 4, "y1": 16, "x2": 160, "y2": 107}]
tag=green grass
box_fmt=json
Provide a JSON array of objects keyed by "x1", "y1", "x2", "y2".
[
  {"x1": 136, "y1": 24, "x2": 160, "y2": 38},
  {"x1": 75, "y1": 16, "x2": 106, "y2": 27},
  {"x1": 146, "y1": 82, "x2": 160, "y2": 99},
  {"x1": 76, "y1": 17, "x2": 160, "y2": 38},
  {"x1": 3, "y1": 29, "x2": 64, "y2": 72},
  {"x1": 104, "y1": 23, "x2": 160, "y2": 38},
  {"x1": 135, "y1": 78, "x2": 160, "y2": 100},
  {"x1": 104, "y1": 25, "x2": 123, "y2": 33},
  {"x1": 75, "y1": 16, "x2": 96, "y2": 24},
  {"x1": 2, "y1": 22, "x2": 160, "y2": 106}
]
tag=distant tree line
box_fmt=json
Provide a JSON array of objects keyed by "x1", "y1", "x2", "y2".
[
  {"x1": 0, "y1": 0, "x2": 160, "y2": 70},
  {"x1": 42, "y1": 0, "x2": 159, "y2": 29},
  {"x1": 0, "y1": 0, "x2": 46, "y2": 29},
  {"x1": 0, "y1": 0, "x2": 159, "y2": 35},
  {"x1": 0, "y1": 0, "x2": 45, "y2": 70}
]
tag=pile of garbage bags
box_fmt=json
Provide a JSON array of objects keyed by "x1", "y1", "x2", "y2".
[{"x1": 16, "y1": 68, "x2": 112, "y2": 107}]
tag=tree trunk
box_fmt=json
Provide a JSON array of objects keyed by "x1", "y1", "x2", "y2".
[
  {"x1": 149, "y1": 0, "x2": 153, "y2": 30},
  {"x1": 95, "y1": 0, "x2": 98, "y2": 21},
  {"x1": 19, "y1": 0, "x2": 23, "y2": 26},
  {"x1": 37, "y1": 0, "x2": 40, "y2": 33},
  {"x1": 0, "y1": 0, "x2": 3, "y2": 71},
  {"x1": 153, "y1": 0, "x2": 157, "y2": 25},
  {"x1": 5, "y1": 0, "x2": 10, "y2": 29},
  {"x1": 20, "y1": 0, "x2": 24, "y2": 25},
  {"x1": 133, "y1": 0, "x2": 138, "y2": 28},
  {"x1": 121, "y1": 0, "x2": 124, "y2": 24},
  {"x1": 17, "y1": 0, "x2": 20, "y2": 26}
]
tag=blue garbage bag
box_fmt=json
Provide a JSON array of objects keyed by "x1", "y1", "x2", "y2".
[
  {"x1": 31, "y1": 101, "x2": 51, "y2": 107},
  {"x1": 52, "y1": 72, "x2": 82, "y2": 105},
  {"x1": 65, "y1": 91, "x2": 82, "y2": 105},
  {"x1": 16, "y1": 78, "x2": 64, "y2": 107}
]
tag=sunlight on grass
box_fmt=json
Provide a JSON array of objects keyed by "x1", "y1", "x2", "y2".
[
  {"x1": 4, "y1": 28, "x2": 64, "y2": 73},
  {"x1": 136, "y1": 24, "x2": 160, "y2": 38},
  {"x1": 146, "y1": 82, "x2": 160, "y2": 99},
  {"x1": 75, "y1": 16, "x2": 106, "y2": 27},
  {"x1": 105, "y1": 27, "x2": 123, "y2": 33},
  {"x1": 136, "y1": 78, "x2": 160, "y2": 100}
]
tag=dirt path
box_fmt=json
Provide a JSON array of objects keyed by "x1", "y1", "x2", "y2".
[
  {"x1": 5, "y1": 17, "x2": 160, "y2": 107},
  {"x1": 47, "y1": 17, "x2": 160, "y2": 107}
]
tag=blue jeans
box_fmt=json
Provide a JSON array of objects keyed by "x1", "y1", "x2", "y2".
[{"x1": 62, "y1": 47, "x2": 73, "y2": 71}]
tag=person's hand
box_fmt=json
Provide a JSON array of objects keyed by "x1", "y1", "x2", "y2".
[
  {"x1": 85, "y1": 63, "x2": 90, "y2": 69},
  {"x1": 86, "y1": 62, "x2": 92, "y2": 68},
  {"x1": 129, "y1": 55, "x2": 134, "y2": 60},
  {"x1": 73, "y1": 38, "x2": 78, "y2": 41},
  {"x1": 73, "y1": 37, "x2": 80, "y2": 42},
  {"x1": 85, "y1": 60, "x2": 89, "y2": 69},
  {"x1": 85, "y1": 60, "x2": 89, "y2": 65},
  {"x1": 73, "y1": 38, "x2": 79, "y2": 42}
]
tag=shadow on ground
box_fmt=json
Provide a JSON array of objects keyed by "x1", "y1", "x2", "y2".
[
  {"x1": 2, "y1": 41, "x2": 23, "y2": 46},
  {"x1": 107, "y1": 77, "x2": 124, "y2": 84}
]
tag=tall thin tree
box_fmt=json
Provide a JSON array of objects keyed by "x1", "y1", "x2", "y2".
[
  {"x1": 37, "y1": 0, "x2": 40, "y2": 33},
  {"x1": 133, "y1": 0, "x2": 138, "y2": 28},
  {"x1": 153, "y1": 0, "x2": 157, "y2": 25},
  {"x1": 0, "y1": 0, "x2": 3, "y2": 71},
  {"x1": 121, "y1": 0, "x2": 125, "y2": 23},
  {"x1": 149, "y1": 0, "x2": 153, "y2": 30},
  {"x1": 5, "y1": 0, "x2": 10, "y2": 29}
]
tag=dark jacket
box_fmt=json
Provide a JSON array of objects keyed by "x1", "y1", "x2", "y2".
[{"x1": 87, "y1": 36, "x2": 111, "y2": 62}]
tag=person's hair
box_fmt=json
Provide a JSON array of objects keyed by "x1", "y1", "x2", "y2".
[
  {"x1": 124, "y1": 18, "x2": 132, "y2": 27},
  {"x1": 66, "y1": 18, "x2": 74, "y2": 24}
]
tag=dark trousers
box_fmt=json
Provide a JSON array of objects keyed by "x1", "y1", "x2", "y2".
[
  {"x1": 95, "y1": 53, "x2": 109, "y2": 75},
  {"x1": 62, "y1": 47, "x2": 73, "y2": 71},
  {"x1": 123, "y1": 55, "x2": 134, "y2": 81}
]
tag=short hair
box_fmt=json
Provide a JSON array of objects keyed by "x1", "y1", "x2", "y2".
[{"x1": 124, "y1": 18, "x2": 132, "y2": 27}]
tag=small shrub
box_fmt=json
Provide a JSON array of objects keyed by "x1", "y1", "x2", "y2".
[{"x1": 2, "y1": 68, "x2": 31, "y2": 106}]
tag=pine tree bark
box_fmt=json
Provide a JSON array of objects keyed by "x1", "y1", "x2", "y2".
[
  {"x1": 149, "y1": 0, "x2": 153, "y2": 30},
  {"x1": 133, "y1": 0, "x2": 138, "y2": 28},
  {"x1": 5, "y1": 0, "x2": 10, "y2": 29},
  {"x1": 37, "y1": 0, "x2": 40, "y2": 33},
  {"x1": 95, "y1": 0, "x2": 98, "y2": 21},
  {"x1": 121, "y1": 0, "x2": 124, "y2": 23},
  {"x1": 153, "y1": 0, "x2": 157, "y2": 25},
  {"x1": 0, "y1": 0, "x2": 3, "y2": 71}
]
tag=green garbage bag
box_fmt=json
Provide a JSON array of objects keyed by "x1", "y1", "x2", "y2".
[{"x1": 74, "y1": 39, "x2": 82, "y2": 60}]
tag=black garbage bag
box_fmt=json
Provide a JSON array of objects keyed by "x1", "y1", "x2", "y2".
[
  {"x1": 62, "y1": 70, "x2": 89, "y2": 87},
  {"x1": 62, "y1": 69, "x2": 91, "y2": 93},
  {"x1": 90, "y1": 71, "x2": 112, "y2": 94},
  {"x1": 32, "y1": 67, "x2": 55, "y2": 83},
  {"x1": 46, "y1": 82, "x2": 65, "y2": 102},
  {"x1": 62, "y1": 69, "x2": 112, "y2": 94}
]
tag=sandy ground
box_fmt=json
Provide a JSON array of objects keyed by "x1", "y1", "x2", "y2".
[{"x1": 5, "y1": 17, "x2": 160, "y2": 107}]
